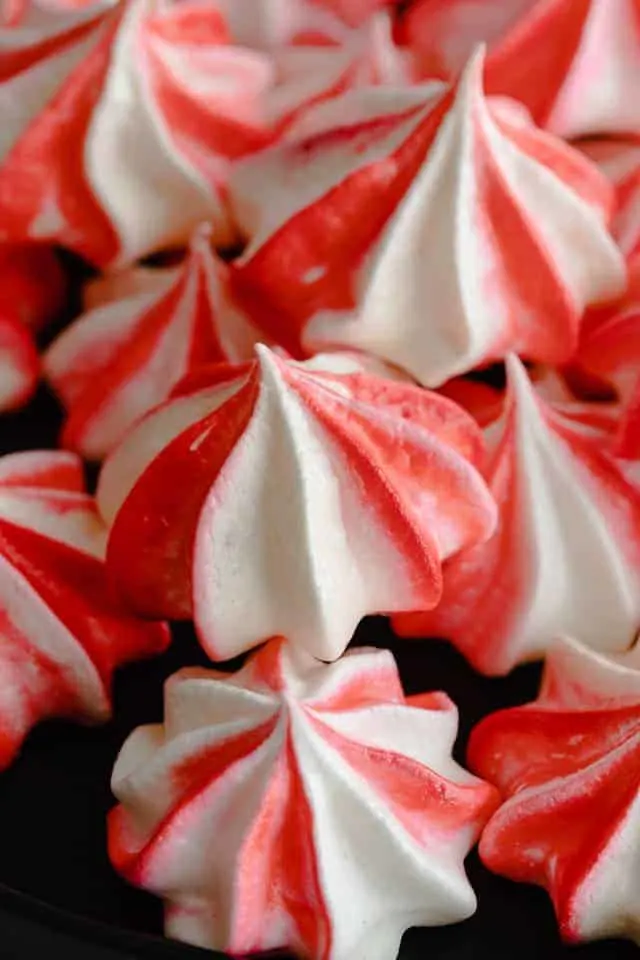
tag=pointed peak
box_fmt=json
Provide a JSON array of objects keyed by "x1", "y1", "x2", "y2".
[
  {"x1": 455, "y1": 43, "x2": 487, "y2": 98},
  {"x1": 503, "y1": 353, "x2": 550, "y2": 430},
  {"x1": 505, "y1": 353, "x2": 537, "y2": 400},
  {"x1": 187, "y1": 223, "x2": 219, "y2": 268},
  {"x1": 253, "y1": 342, "x2": 288, "y2": 384}
]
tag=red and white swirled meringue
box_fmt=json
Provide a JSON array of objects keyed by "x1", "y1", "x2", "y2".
[
  {"x1": 267, "y1": 11, "x2": 415, "y2": 134},
  {"x1": 0, "y1": 450, "x2": 169, "y2": 770},
  {"x1": 230, "y1": 49, "x2": 625, "y2": 385},
  {"x1": 45, "y1": 226, "x2": 261, "y2": 460},
  {"x1": 399, "y1": 0, "x2": 640, "y2": 140},
  {"x1": 0, "y1": 0, "x2": 272, "y2": 267},
  {"x1": 469, "y1": 634, "x2": 640, "y2": 945},
  {"x1": 574, "y1": 255, "x2": 640, "y2": 404},
  {"x1": 393, "y1": 355, "x2": 640, "y2": 676},
  {"x1": 578, "y1": 137, "x2": 640, "y2": 258},
  {"x1": 97, "y1": 345, "x2": 496, "y2": 662},
  {"x1": 215, "y1": 0, "x2": 398, "y2": 48},
  {"x1": 0, "y1": 243, "x2": 66, "y2": 411},
  {"x1": 2, "y1": 0, "x2": 109, "y2": 27},
  {"x1": 109, "y1": 639, "x2": 499, "y2": 958}
]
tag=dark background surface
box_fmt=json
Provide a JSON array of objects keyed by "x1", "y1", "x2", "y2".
[{"x1": 0, "y1": 386, "x2": 636, "y2": 960}]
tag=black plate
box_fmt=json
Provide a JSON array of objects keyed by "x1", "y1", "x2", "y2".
[{"x1": 0, "y1": 387, "x2": 636, "y2": 960}]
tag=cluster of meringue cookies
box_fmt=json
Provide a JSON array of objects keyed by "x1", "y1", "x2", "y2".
[{"x1": 1, "y1": 0, "x2": 640, "y2": 957}]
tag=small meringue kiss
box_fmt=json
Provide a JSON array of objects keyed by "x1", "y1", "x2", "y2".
[
  {"x1": 0, "y1": 450, "x2": 169, "y2": 769},
  {"x1": 469, "y1": 635, "x2": 640, "y2": 946},
  {"x1": 98, "y1": 345, "x2": 496, "y2": 662},
  {"x1": 0, "y1": 0, "x2": 272, "y2": 266},
  {"x1": 109, "y1": 639, "x2": 499, "y2": 960},
  {"x1": 230, "y1": 48, "x2": 625, "y2": 386},
  {"x1": 45, "y1": 225, "x2": 261, "y2": 460},
  {"x1": 394, "y1": 355, "x2": 640, "y2": 675}
]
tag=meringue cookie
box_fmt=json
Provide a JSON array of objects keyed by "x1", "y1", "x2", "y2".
[
  {"x1": 109, "y1": 639, "x2": 499, "y2": 959},
  {"x1": 400, "y1": 0, "x2": 640, "y2": 140},
  {"x1": 230, "y1": 49, "x2": 625, "y2": 385},
  {"x1": 0, "y1": 0, "x2": 272, "y2": 266},
  {"x1": 45, "y1": 225, "x2": 261, "y2": 460},
  {"x1": 0, "y1": 243, "x2": 66, "y2": 411},
  {"x1": 98, "y1": 345, "x2": 496, "y2": 662},
  {"x1": 393, "y1": 355, "x2": 640, "y2": 675},
  {"x1": 0, "y1": 450, "x2": 169, "y2": 769},
  {"x1": 469, "y1": 635, "x2": 640, "y2": 945}
]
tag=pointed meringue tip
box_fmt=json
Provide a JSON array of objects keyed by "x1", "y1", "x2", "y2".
[
  {"x1": 189, "y1": 222, "x2": 215, "y2": 255},
  {"x1": 505, "y1": 353, "x2": 531, "y2": 389},
  {"x1": 504, "y1": 354, "x2": 544, "y2": 422},
  {"x1": 458, "y1": 43, "x2": 487, "y2": 90},
  {"x1": 254, "y1": 342, "x2": 283, "y2": 376}
]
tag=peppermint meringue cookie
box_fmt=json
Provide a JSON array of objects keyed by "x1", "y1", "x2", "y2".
[
  {"x1": 0, "y1": 243, "x2": 66, "y2": 410},
  {"x1": 97, "y1": 345, "x2": 497, "y2": 662},
  {"x1": 399, "y1": 0, "x2": 640, "y2": 140},
  {"x1": 469, "y1": 635, "x2": 640, "y2": 945},
  {"x1": 0, "y1": 0, "x2": 272, "y2": 267},
  {"x1": 230, "y1": 49, "x2": 625, "y2": 385},
  {"x1": 393, "y1": 355, "x2": 640, "y2": 675},
  {"x1": 45, "y1": 225, "x2": 261, "y2": 460},
  {"x1": 0, "y1": 450, "x2": 169, "y2": 769},
  {"x1": 109, "y1": 639, "x2": 499, "y2": 958}
]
